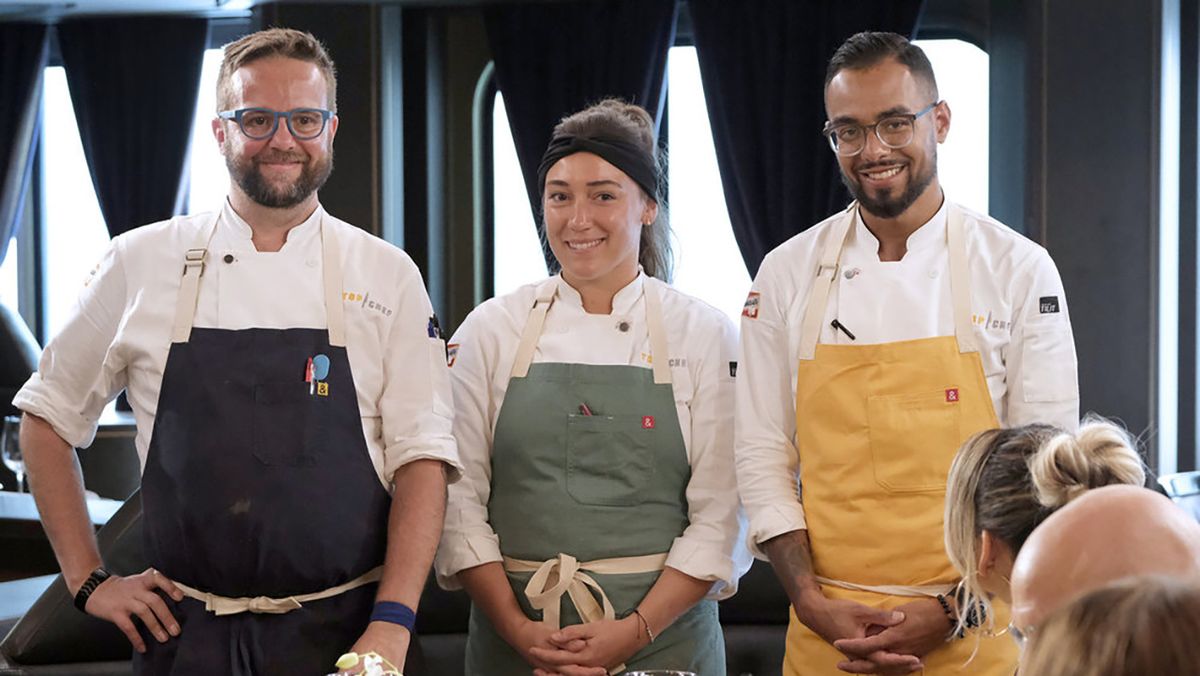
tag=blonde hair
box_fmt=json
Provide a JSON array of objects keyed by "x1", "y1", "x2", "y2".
[
  {"x1": 216, "y1": 28, "x2": 338, "y2": 113},
  {"x1": 1022, "y1": 575, "x2": 1200, "y2": 676},
  {"x1": 944, "y1": 416, "x2": 1146, "y2": 639},
  {"x1": 546, "y1": 98, "x2": 673, "y2": 281}
]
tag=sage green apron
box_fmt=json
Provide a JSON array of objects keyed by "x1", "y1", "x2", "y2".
[{"x1": 464, "y1": 277, "x2": 725, "y2": 675}]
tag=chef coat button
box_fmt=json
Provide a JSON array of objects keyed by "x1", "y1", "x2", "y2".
[
  {"x1": 617, "y1": 321, "x2": 630, "y2": 332},
  {"x1": 223, "y1": 254, "x2": 234, "y2": 264},
  {"x1": 844, "y1": 268, "x2": 861, "y2": 280}
]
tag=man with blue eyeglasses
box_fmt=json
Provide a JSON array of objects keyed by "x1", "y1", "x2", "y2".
[
  {"x1": 16, "y1": 28, "x2": 461, "y2": 675},
  {"x1": 736, "y1": 31, "x2": 1079, "y2": 676}
]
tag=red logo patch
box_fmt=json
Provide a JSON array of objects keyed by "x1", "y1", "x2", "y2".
[
  {"x1": 642, "y1": 416, "x2": 656, "y2": 429},
  {"x1": 742, "y1": 292, "x2": 761, "y2": 319},
  {"x1": 946, "y1": 388, "x2": 960, "y2": 403}
]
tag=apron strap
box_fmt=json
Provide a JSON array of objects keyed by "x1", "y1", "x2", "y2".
[
  {"x1": 175, "y1": 565, "x2": 382, "y2": 616},
  {"x1": 510, "y1": 278, "x2": 559, "y2": 379},
  {"x1": 642, "y1": 279, "x2": 672, "y2": 385},
  {"x1": 170, "y1": 210, "x2": 345, "y2": 346},
  {"x1": 322, "y1": 221, "x2": 347, "y2": 347},
  {"x1": 510, "y1": 276, "x2": 673, "y2": 384},
  {"x1": 815, "y1": 574, "x2": 956, "y2": 599},
  {"x1": 798, "y1": 204, "x2": 855, "y2": 361},
  {"x1": 171, "y1": 213, "x2": 220, "y2": 344},
  {"x1": 945, "y1": 205, "x2": 977, "y2": 353},
  {"x1": 798, "y1": 201, "x2": 979, "y2": 359}
]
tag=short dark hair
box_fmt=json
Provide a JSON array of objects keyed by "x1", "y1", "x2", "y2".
[{"x1": 824, "y1": 31, "x2": 938, "y2": 100}]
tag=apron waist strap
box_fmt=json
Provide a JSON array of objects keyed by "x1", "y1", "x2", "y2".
[
  {"x1": 175, "y1": 566, "x2": 382, "y2": 616},
  {"x1": 503, "y1": 552, "x2": 668, "y2": 628},
  {"x1": 815, "y1": 575, "x2": 956, "y2": 599}
]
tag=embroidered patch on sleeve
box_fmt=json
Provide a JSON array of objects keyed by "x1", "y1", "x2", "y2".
[
  {"x1": 446, "y1": 343, "x2": 460, "y2": 368},
  {"x1": 729, "y1": 361, "x2": 738, "y2": 377},
  {"x1": 742, "y1": 292, "x2": 761, "y2": 319},
  {"x1": 1039, "y1": 296, "x2": 1060, "y2": 314}
]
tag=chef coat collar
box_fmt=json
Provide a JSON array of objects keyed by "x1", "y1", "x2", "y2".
[
  {"x1": 852, "y1": 197, "x2": 948, "y2": 257},
  {"x1": 554, "y1": 268, "x2": 646, "y2": 316},
  {"x1": 219, "y1": 199, "x2": 325, "y2": 252}
]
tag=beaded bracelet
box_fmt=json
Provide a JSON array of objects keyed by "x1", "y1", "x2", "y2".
[
  {"x1": 935, "y1": 593, "x2": 963, "y2": 639},
  {"x1": 632, "y1": 609, "x2": 656, "y2": 643}
]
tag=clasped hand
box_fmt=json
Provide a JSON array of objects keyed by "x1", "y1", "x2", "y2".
[
  {"x1": 805, "y1": 597, "x2": 950, "y2": 674},
  {"x1": 513, "y1": 616, "x2": 643, "y2": 676}
]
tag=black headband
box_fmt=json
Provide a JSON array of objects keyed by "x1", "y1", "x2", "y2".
[{"x1": 536, "y1": 134, "x2": 659, "y2": 202}]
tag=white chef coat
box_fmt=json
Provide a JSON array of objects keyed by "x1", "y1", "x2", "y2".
[
  {"x1": 736, "y1": 200, "x2": 1079, "y2": 556},
  {"x1": 436, "y1": 273, "x2": 751, "y2": 599},
  {"x1": 14, "y1": 201, "x2": 462, "y2": 488}
]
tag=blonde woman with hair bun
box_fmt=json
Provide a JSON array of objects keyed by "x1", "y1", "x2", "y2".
[{"x1": 943, "y1": 415, "x2": 1146, "y2": 639}]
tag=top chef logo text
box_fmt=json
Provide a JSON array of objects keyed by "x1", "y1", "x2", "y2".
[
  {"x1": 342, "y1": 291, "x2": 393, "y2": 317},
  {"x1": 971, "y1": 311, "x2": 1012, "y2": 332}
]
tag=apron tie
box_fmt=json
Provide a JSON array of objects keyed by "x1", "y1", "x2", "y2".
[
  {"x1": 174, "y1": 566, "x2": 382, "y2": 617},
  {"x1": 504, "y1": 552, "x2": 669, "y2": 629}
]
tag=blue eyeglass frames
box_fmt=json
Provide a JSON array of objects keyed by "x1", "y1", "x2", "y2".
[{"x1": 217, "y1": 107, "x2": 333, "y2": 141}]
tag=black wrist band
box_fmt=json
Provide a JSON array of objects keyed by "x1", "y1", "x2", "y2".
[{"x1": 73, "y1": 567, "x2": 111, "y2": 613}]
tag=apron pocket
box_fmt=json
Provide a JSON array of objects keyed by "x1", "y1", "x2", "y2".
[
  {"x1": 566, "y1": 414, "x2": 657, "y2": 507},
  {"x1": 867, "y1": 389, "x2": 962, "y2": 493},
  {"x1": 252, "y1": 382, "x2": 326, "y2": 467}
]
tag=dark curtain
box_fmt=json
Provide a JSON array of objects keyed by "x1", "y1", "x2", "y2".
[
  {"x1": 57, "y1": 17, "x2": 209, "y2": 238},
  {"x1": 689, "y1": 0, "x2": 924, "y2": 277},
  {"x1": 484, "y1": 0, "x2": 677, "y2": 268},
  {"x1": 0, "y1": 23, "x2": 49, "y2": 265}
]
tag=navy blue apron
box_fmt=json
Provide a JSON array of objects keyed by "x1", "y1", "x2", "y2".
[{"x1": 136, "y1": 213, "x2": 392, "y2": 675}]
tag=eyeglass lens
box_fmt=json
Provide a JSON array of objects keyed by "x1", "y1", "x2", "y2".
[{"x1": 239, "y1": 109, "x2": 326, "y2": 140}]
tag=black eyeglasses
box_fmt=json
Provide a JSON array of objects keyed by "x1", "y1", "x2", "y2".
[
  {"x1": 822, "y1": 101, "x2": 941, "y2": 156},
  {"x1": 218, "y1": 107, "x2": 333, "y2": 141}
]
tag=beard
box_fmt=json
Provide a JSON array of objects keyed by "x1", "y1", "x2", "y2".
[
  {"x1": 841, "y1": 151, "x2": 936, "y2": 220},
  {"x1": 225, "y1": 145, "x2": 334, "y2": 209}
]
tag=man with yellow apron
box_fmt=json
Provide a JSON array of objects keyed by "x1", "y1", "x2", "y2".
[{"x1": 735, "y1": 32, "x2": 1079, "y2": 675}]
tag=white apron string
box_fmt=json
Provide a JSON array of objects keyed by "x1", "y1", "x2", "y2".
[
  {"x1": 170, "y1": 211, "x2": 345, "y2": 346},
  {"x1": 815, "y1": 575, "x2": 956, "y2": 599},
  {"x1": 797, "y1": 201, "x2": 977, "y2": 360},
  {"x1": 175, "y1": 565, "x2": 382, "y2": 617},
  {"x1": 509, "y1": 276, "x2": 674, "y2": 385}
]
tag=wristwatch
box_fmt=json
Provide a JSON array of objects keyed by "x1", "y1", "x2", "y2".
[{"x1": 73, "y1": 567, "x2": 111, "y2": 613}]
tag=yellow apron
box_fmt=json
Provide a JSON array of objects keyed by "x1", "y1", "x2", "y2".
[{"x1": 783, "y1": 203, "x2": 1017, "y2": 675}]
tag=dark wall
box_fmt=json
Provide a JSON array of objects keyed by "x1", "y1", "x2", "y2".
[{"x1": 990, "y1": 0, "x2": 1164, "y2": 465}]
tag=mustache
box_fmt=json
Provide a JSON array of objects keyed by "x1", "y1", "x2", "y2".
[{"x1": 254, "y1": 151, "x2": 309, "y2": 164}]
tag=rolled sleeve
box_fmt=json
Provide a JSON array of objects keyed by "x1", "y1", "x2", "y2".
[
  {"x1": 667, "y1": 312, "x2": 751, "y2": 600},
  {"x1": 435, "y1": 308, "x2": 503, "y2": 589},
  {"x1": 735, "y1": 261, "x2": 808, "y2": 560},
  {"x1": 14, "y1": 240, "x2": 128, "y2": 449},
  {"x1": 1003, "y1": 248, "x2": 1080, "y2": 430},
  {"x1": 379, "y1": 271, "x2": 462, "y2": 484}
]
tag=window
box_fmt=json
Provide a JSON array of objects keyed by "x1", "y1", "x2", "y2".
[
  {"x1": 41, "y1": 66, "x2": 111, "y2": 337},
  {"x1": 0, "y1": 236, "x2": 17, "y2": 315},
  {"x1": 188, "y1": 48, "x2": 230, "y2": 213},
  {"x1": 491, "y1": 42, "x2": 989, "y2": 323}
]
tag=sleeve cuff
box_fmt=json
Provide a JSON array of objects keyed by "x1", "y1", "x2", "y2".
[
  {"x1": 13, "y1": 382, "x2": 99, "y2": 450},
  {"x1": 433, "y1": 531, "x2": 503, "y2": 590},
  {"x1": 383, "y1": 437, "x2": 464, "y2": 485},
  {"x1": 664, "y1": 537, "x2": 750, "y2": 601},
  {"x1": 746, "y1": 503, "x2": 807, "y2": 560}
]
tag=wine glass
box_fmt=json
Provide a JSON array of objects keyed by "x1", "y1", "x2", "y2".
[{"x1": 2, "y1": 415, "x2": 25, "y2": 493}]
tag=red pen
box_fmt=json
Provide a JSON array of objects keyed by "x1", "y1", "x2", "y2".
[{"x1": 578, "y1": 403, "x2": 593, "y2": 416}]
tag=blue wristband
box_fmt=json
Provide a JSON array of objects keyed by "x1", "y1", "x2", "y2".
[{"x1": 370, "y1": 601, "x2": 417, "y2": 631}]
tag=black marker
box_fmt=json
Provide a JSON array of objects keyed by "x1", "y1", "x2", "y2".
[{"x1": 831, "y1": 319, "x2": 856, "y2": 341}]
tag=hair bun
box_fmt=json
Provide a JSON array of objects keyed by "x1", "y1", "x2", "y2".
[{"x1": 1029, "y1": 416, "x2": 1146, "y2": 508}]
